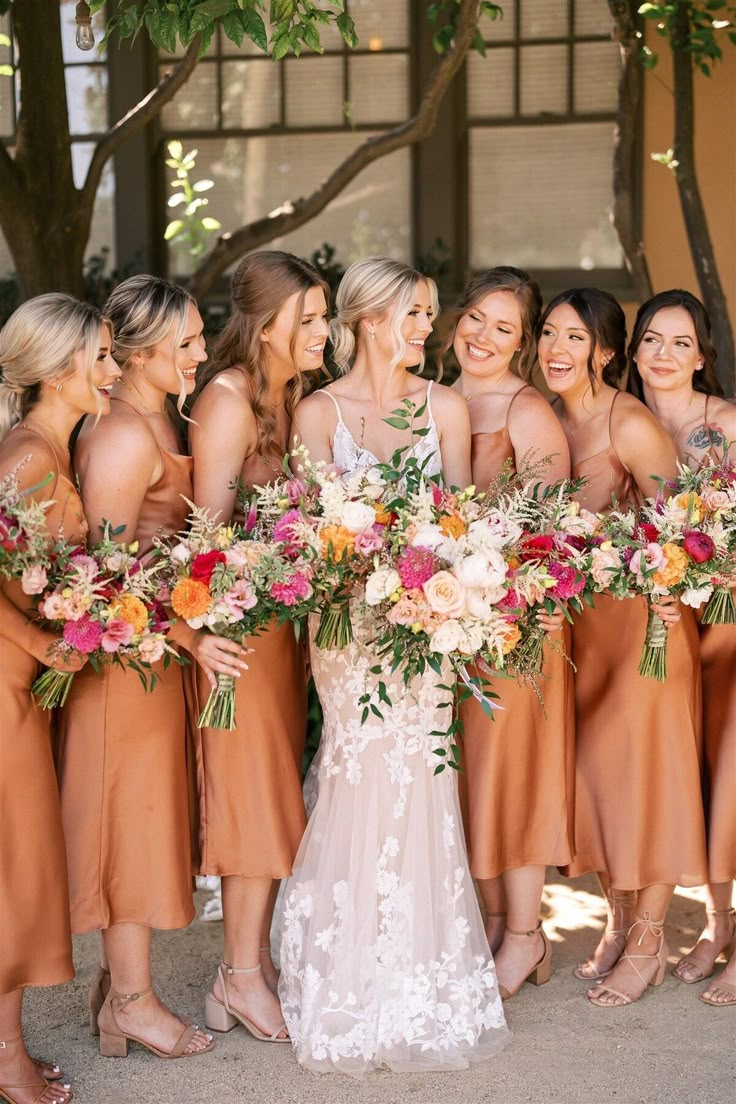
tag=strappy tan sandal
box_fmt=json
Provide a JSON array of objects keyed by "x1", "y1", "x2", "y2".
[
  {"x1": 673, "y1": 908, "x2": 736, "y2": 984},
  {"x1": 574, "y1": 890, "x2": 635, "y2": 981},
  {"x1": 205, "y1": 963, "x2": 290, "y2": 1042},
  {"x1": 87, "y1": 965, "x2": 111, "y2": 1036},
  {"x1": 497, "y1": 921, "x2": 551, "y2": 1000},
  {"x1": 97, "y1": 987, "x2": 215, "y2": 1059},
  {"x1": 587, "y1": 913, "x2": 669, "y2": 1007},
  {"x1": 0, "y1": 1037, "x2": 72, "y2": 1104}
]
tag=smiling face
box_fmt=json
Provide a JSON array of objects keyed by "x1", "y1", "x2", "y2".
[
  {"x1": 138, "y1": 302, "x2": 207, "y2": 397},
  {"x1": 367, "y1": 278, "x2": 434, "y2": 369},
  {"x1": 453, "y1": 289, "x2": 522, "y2": 380},
  {"x1": 538, "y1": 302, "x2": 605, "y2": 399},
  {"x1": 633, "y1": 306, "x2": 703, "y2": 395},
  {"x1": 261, "y1": 284, "x2": 329, "y2": 378},
  {"x1": 61, "y1": 323, "x2": 120, "y2": 416}
]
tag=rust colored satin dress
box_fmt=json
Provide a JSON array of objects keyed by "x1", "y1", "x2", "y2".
[
  {"x1": 56, "y1": 402, "x2": 195, "y2": 933},
  {"x1": 0, "y1": 426, "x2": 86, "y2": 993},
  {"x1": 190, "y1": 451, "x2": 307, "y2": 878},
  {"x1": 460, "y1": 389, "x2": 576, "y2": 878},
  {"x1": 565, "y1": 393, "x2": 707, "y2": 888}
]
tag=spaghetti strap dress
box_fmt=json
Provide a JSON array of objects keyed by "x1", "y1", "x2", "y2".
[
  {"x1": 565, "y1": 392, "x2": 707, "y2": 888},
  {"x1": 0, "y1": 425, "x2": 86, "y2": 993},
  {"x1": 56, "y1": 399, "x2": 195, "y2": 933},
  {"x1": 694, "y1": 396, "x2": 736, "y2": 884},
  {"x1": 189, "y1": 448, "x2": 307, "y2": 879},
  {"x1": 460, "y1": 387, "x2": 575, "y2": 878}
]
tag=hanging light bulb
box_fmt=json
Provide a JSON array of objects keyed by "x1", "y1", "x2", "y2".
[{"x1": 75, "y1": 1, "x2": 96, "y2": 51}]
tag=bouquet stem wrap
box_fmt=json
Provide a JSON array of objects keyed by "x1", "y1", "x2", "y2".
[
  {"x1": 638, "y1": 603, "x2": 669, "y2": 681},
  {"x1": 315, "y1": 597, "x2": 354, "y2": 651},
  {"x1": 701, "y1": 585, "x2": 736, "y2": 625},
  {"x1": 32, "y1": 668, "x2": 75, "y2": 710},
  {"x1": 198, "y1": 672, "x2": 237, "y2": 731}
]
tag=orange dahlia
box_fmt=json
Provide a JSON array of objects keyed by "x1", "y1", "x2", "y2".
[
  {"x1": 373, "y1": 508, "x2": 393, "y2": 525},
  {"x1": 171, "y1": 577, "x2": 212, "y2": 620},
  {"x1": 501, "y1": 623, "x2": 522, "y2": 655},
  {"x1": 653, "y1": 542, "x2": 689, "y2": 588},
  {"x1": 439, "y1": 514, "x2": 467, "y2": 539},
  {"x1": 109, "y1": 594, "x2": 149, "y2": 634},
  {"x1": 319, "y1": 524, "x2": 355, "y2": 561}
]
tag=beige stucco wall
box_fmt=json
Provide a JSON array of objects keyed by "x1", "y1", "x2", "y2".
[{"x1": 641, "y1": 33, "x2": 736, "y2": 332}]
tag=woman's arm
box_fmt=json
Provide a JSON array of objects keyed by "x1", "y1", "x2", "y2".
[
  {"x1": 612, "y1": 394, "x2": 679, "y2": 499},
  {"x1": 432, "y1": 385, "x2": 472, "y2": 489},
  {"x1": 291, "y1": 391, "x2": 335, "y2": 469},
  {"x1": 75, "y1": 416, "x2": 161, "y2": 546},
  {"x1": 190, "y1": 373, "x2": 255, "y2": 522},
  {"x1": 508, "y1": 389, "x2": 571, "y2": 486}
]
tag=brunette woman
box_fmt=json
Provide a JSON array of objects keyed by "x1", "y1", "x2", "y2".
[
  {"x1": 447, "y1": 266, "x2": 573, "y2": 1000},
  {"x1": 190, "y1": 251, "x2": 328, "y2": 1043},
  {"x1": 629, "y1": 289, "x2": 736, "y2": 1007},
  {"x1": 57, "y1": 276, "x2": 246, "y2": 1060},
  {"x1": 0, "y1": 294, "x2": 118, "y2": 1103},
  {"x1": 539, "y1": 287, "x2": 707, "y2": 1007}
]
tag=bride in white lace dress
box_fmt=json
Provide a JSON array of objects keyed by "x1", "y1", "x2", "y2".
[{"x1": 278, "y1": 258, "x2": 510, "y2": 1076}]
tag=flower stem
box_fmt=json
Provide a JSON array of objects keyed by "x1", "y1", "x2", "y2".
[
  {"x1": 315, "y1": 601, "x2": 354, "y2": 650},
  {"x1": 198, "y1": 673, "x2": 237, "y2": 730},
  {"x1": 701, "y1": 586, "x2": 736, "y2": 625},
  {"x1": 638, "y1": 604, "x2": 669, "y2": 681},
  {"x1": 32, "y1": 669, "x2": 75, "y2": 710}
]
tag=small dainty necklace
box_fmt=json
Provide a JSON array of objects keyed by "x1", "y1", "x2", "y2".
[{"x1": 121, "y1": 377, "x2": 167, "y2": 416}]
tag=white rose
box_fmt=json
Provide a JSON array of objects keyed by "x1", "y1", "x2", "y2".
[
  {"x1": 681, "y1": 586, "x2": 713, "y2": 609},
  {"x1": 409, "y1": 523, "x2": 445, "y2": 550},
  {"x1": 453, "y1": 551, "x2": 508, "y2": 590},
  {"x1": 364, "y1": 567, "x2": 401, "y2": 606},
  {"x1": 340, "y1": 500, "x2": 377, "y2": 534},
  {"x1": 428, "y1": 619, "x2": 464, "y2": 655},
  {"x1": 465, "y1": 585, "x2": 507, "y2": 619}
]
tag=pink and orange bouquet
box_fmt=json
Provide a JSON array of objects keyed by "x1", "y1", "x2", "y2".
[
  {"x1": 0, "y1": 467, "x2": 55, "y2": 583},
  {"x1": 31, "y1": 523, "x2": 171, "y2": 709}
]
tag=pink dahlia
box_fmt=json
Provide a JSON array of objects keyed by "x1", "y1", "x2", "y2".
[
  {"x1": 398, "y1": 546, "x2": 438, "y2": 589},
  {"x1": 547, "y1": 562, "x2": 586, "y2": 601},
  {"x1": 270, "y1": 572, "x2": 313, "y2": 607},
  {"x1": 63, "y1": 613, "x2": 104, "y2": 654}
]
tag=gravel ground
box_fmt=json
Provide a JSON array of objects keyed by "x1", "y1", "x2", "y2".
[{"x1": 23, "y1": 874, "x2": 735, "y2": 1104}]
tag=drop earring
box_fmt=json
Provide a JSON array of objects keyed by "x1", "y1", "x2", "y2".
[
  {"x1": 369, "y1": 329, "x2": 376, "y2": 341},
  {"x1": 55, "y1": 383, "x2": 63, "y2": 392}
]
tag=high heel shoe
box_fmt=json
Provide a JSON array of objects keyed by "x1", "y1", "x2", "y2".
[
  {"x1": 205, "y1": 963, "x2": 290, "y2": 1042},
  {"x1": 673, "y1": 908, "x2": 736, "y2": 984},
  {"x1": 0, "y1": 1036, "x2": 72, "y2": 1104},
  {"x1": 574, "y1": 890, "x2": 635, "y2": 981},
  {"x1": 496, "y1": 922, "x2": 551, "y2": 1001},
  {"x1": 88, "y1": 965, "x2": 111, "y2": 1036},
  {"x1": 587, "y1": 913, "x2": 669, "y2": 1007},
  {"x1": 97, "y1": 987, "x2": 215, "y2": 1059}
]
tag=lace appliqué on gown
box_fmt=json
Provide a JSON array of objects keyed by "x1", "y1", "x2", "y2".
[{"x1": 278, "y1": 387, "x2": 510, "y2": 1075}]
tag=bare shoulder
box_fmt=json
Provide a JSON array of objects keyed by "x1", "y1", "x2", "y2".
[
  {"x1": 706, "y1": 394, "x2": 736, "y2": 439},
  {"x1": 76, "y1": 406, "x2": 159, "y2": 468},
  {"x1": 509, "y1": 384, "x2": 558, "y2": 421},
  {"x1": 0, "y1": 430, "x2": 60, "y2": 490},
  {"x1": 611, "y1": 391, "x2": 666, "y2": 441},
  {"x1": 192, "y1": 370, "x2": 256, "y2": 434},
  {"x1": 294, "y1": 387, "x2": 335, "y2": 423},
  {"x1": 428, "y1": 381, "x2": 470, "y2": 422}
]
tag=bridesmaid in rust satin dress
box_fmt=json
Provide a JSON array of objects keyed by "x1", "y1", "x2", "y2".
[
  {"x1": 628, "y1": 289, "x2": 736, "y2": 1007},
  {"x1": 57, "y1": 277, "x2": 244, "y2": 1061},
  {"x1": 446, "y1": 267, "x2": 573, "y2": 1001},
  {"x1": 0, "y1": 294, "x2": 117, "y2": 1104},
  {"x1": 539, "y1": 288, "x2": 707, "y2": 1008},
  {"x1": 189, "y1": 252, "x2": 329, "y2": 1043}
]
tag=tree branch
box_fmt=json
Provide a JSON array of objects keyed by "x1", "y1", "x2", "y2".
[
  {"x1": 189, "y1": 0, "x2": 480, "y2": 298},
  {"x1": 607, "y1": 0, "x2": 653, "y2": 301},
  {"x1": 82, "y1": 36, "x2": 201, "y2": 210}
]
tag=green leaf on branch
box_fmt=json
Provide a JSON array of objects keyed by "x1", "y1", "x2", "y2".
[
  {"x1": 336, "y1": 11, "x2": 358, "y2": 48},
  {"x1": 164, "y1": 219, "x2": 186, "y2": 240},
  {"x1": 242, "y1": 9, "x2": 268, "y2": 52}
]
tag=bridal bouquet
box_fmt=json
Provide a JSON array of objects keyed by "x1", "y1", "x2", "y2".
[
  {"x1": 31, "y1": 524, "x2": 171, "y2": 709},
  {"x1": 0, "y1": 467, "x2": 55, "y2": 582}
]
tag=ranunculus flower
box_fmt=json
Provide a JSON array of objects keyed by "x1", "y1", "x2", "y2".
[
  {"x1": 171, "y1": 577, "x2": 212, "y2": 621},
  {"x1": 100, "y1": 617, "x2": 135, "y2": 653},
  {"x1": 21, "y1": 564, "x2": 48, "y2": 595},
  {"x1": 340, "y1": 500, "x2": 377, "y2": 534},
  {"x1": 365, "y1": 567, "x2": 401, "y2": 606},
  {"x1": 521, "y1": 533, "x2": 554, "y2": 556},
  {"x1": 63, "y1": 613, "x2": 104, "y2": 654},
  {"x1": 653, "y1": 542, "x2": 690, "y2": 588},
  {"x1": 590, "y1": 545, "x2": 622, "y2": 588},
  {"x1": 138, "y1": 634, "x2": 166, "y2": 664},
  {"x1": 190, "y1": 550, "x2": 227, "y2": 585},
  {"x1": 547, "y1": 562, "x2": 586, "y2": 601},
  {"x1": 683, "y1": 530, "x2": 715, "y2": 564},
  {"x1": 453, "y1": 551, "x2": 507, "y2": 591},
  {"x1": 423, "y1": 570, "x2": 466, "y2": 618},
  {"x1": 638, "y1": 523, "x2": 659, "y2": 543},
  {"x1": 428, "y1": 618, "x2": 464, "y2": 655}
]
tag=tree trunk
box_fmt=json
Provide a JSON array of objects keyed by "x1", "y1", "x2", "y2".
[
  {"x1": 608, "y1": 1, "x2": 653, "y2": 302},
  {"x1": 671, "y1": 5, "x2": 735, "y2": 393}
]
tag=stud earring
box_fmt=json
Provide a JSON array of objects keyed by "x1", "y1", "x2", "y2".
[
  {"x1": 369, "y1": 329, "x2": 376, "y2": 341},
  {"x1": 697, "y1": 359, "x2": 704, "y2": 369}
]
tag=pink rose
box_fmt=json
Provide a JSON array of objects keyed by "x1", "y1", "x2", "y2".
[
  {"x1": 63, "y1": 613, "x2": 103, "y2": 654},
  {"x1": 423, "y1": 570, "x2": 466, "y2": 618},
  {"x1": 100, "y1": 617, "x2": 135, "y2": 653},
  {"x1": 21, "y1": 564, "x2": 48, "y2": 595}
]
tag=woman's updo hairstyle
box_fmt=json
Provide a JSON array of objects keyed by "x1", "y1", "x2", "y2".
[
  {"x1": 627, "y1": 288, "x2": 722, "y2": 400},
  {"x1": 537, "y1": 287, "x2": 626, "y2": 389},
  {"x1": 104, "y1": 275, "x2": 195, "y2": 415},
  {"x1": 201, "y1": 250, "x2": 329, "y2": 460},
  {"x1": 0, "y1": 293, "x2": 106, "y2": 441},
  {"x1": 331, "y1": 257, "x2": 439, "y2": 375},
  {"x1": 441, "y1": 266, "x2": 542, "y2": 380}
]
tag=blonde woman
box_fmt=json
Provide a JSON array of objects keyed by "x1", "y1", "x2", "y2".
[
  {"x1": 0, "y1": 294, "x2": 118, "y2": 1104},
  {"x1": 189, "y1": 251, "x2": 329, "y2": 1043},
  {"x1": 447, "y1": 267, "x2": 573, "y2": 1000},
  {"x1": 56, "y1": 277, "x2": 243, "y2": 1060},
  {"x1": 278, "y1": 258, "x2": 509, "y2": 1075},
  {"x1": 629, "y1": 289, "x2": 736, "y2": 1007}
]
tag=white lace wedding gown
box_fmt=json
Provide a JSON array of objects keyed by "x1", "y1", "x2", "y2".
[{"x1": 278, "y1": 385, "x2": 510, "y2": 1076}]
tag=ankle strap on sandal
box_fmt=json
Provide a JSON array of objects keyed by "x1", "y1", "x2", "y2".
[
  {"x1": 505, "y1": 920, "x2": 543, "y2": 938},
  {"x1": 221, "y1": 961, "x2": 261, "y2": 976},
  {"x1": 0, "y1": 1035, "x2": 22, "y2": 1048},
  {"x1": 706, "y1": 908, "x2": 736, "y2": 917},
  {"x1": 630, "y1": 913, "x2": 665, "y2": 945},
  {"x1": 110, "y1": 985, "x2": 153, "y2": 1010}
]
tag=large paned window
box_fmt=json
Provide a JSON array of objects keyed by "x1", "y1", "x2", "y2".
[
  {"x1": 466, "y1": 0, "x2": 624, "y2": 283},
  {"x1": 157, "y1": 0, "x2": 412, "y2": 276},
  {"x1": 0, "y1": 2, "x2": 115, "y2": 276}
]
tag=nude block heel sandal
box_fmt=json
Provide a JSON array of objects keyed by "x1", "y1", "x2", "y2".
[{"x1": 204, "y1": 963, "x2": 290, "y2": 1043}]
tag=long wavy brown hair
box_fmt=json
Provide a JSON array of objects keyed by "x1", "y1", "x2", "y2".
[{"x1": 201, "y1": 250, "x2": 330, "y2": 460}]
